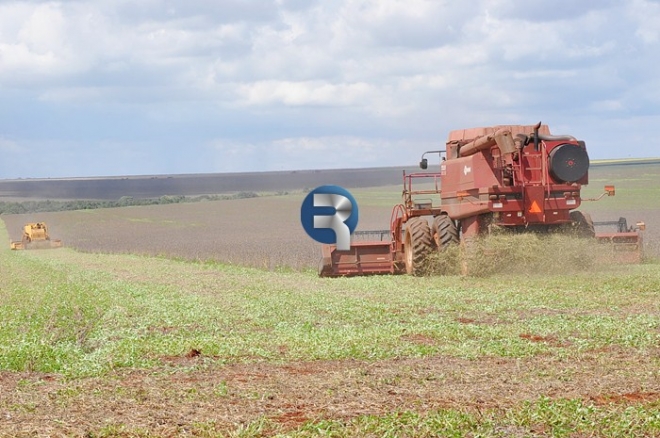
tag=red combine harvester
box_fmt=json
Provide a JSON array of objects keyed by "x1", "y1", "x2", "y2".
[{"x1": 319, "y1": 123, "x2": 645, "y2": 277}]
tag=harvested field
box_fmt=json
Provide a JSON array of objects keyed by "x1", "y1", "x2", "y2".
[
  {"x1": 1, "y1": 193, "x2": 401, "y2": 271},
  {"x1": 2, "y1": 163, "x2": 659, "y2": 269},
  {"x1": 3, "y1": 197, "x2": 322, "y2": 271}
]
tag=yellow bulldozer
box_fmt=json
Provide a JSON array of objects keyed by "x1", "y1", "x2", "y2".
[{"x1": 10, "y1": 222, "x2": 63, "y2": 250}]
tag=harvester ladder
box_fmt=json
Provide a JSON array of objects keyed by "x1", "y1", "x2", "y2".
[{"x1": 515, "y1": 143, "x2": 548, "y2": 188}]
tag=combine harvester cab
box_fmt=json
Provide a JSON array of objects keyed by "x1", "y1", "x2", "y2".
[
  {"x1": 10, "y1": 222, "x2": 63, "y2": 250},
  {"x1": 319, "y1": 122, "x2": 645, "y2": 277}
]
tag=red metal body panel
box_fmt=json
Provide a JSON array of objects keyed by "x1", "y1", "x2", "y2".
[
  {"x1": 441, "y1": 154, "x2": 499, "y2": 195},
  {"x1": 439, "y1": 153, "x2": 497, "y2": 220}
]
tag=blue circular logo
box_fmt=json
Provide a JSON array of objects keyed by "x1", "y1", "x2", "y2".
[{"x1": 301, "y1": 185, "x2": 358, "y2": 249}]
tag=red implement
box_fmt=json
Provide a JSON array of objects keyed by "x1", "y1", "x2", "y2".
[
  {"x1": 319, "y1": 241, "x2": 395, "y2": 277},
  {"x1": 318, "y1": 123, "x2": 646, "y2": 277},
  {"x1": 595, "y1": 218, "x2": 645, "y2": 264}
]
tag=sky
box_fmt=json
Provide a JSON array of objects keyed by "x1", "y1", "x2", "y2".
[{"x1": 1, "y1": 0, "x2": 659, "y2": 179}]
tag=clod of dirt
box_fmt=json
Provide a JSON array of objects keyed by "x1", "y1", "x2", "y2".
[
  {"x1": 520, "y1": 333, "x2": 554, "y2": 343},
  {"x1": 519, "y1": 333, "x2": 571, "y2": 347},
  {"x1": 456, "y1": 317, "x2": 476, "y2": 324},
  {"x1": 271, "y1": 410, "x2": 309, "y2": 427},
  {"x1": 590, "y1": 391, "x2": 660, "y2": 406},
  {"x1": 185, "y1": 348, "x2": 202, "y2": 358}
]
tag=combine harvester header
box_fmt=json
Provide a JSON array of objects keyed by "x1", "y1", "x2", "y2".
[{"x1": 320, "y1": 122, "x2": 645, "y2": 277}]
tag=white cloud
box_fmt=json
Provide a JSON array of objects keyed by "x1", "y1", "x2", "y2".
[
  {"x1": 267, "y1": 135, "x2": 440, "y2": 170},
  {"x1": 0, "y1": 137, "x2": 22, "y2": 153},
  {"x1": 38, "y1": 86, "x2": 110, "y2": 103},
  {"x1": 590, "y1": 99, "x2": 624, "y2": 112},
  {"x1": 273, "y1": 137, "x2": 333, "y2": 153},
  {"x1": 206, "y1": 135, "x2": 439, "y2": 173},
  {"x1": 236, "y1": 80, "x2": 374, "y2": 106},
  {"x1": 627, "y1": 0, "x2": 660, "y2": 44},
  {"x1": 1, "y1": 0, "x2": 659, "y2": 178},
  {"x1": 0, "y1": 3, "x2": 76, "y2": 77}
]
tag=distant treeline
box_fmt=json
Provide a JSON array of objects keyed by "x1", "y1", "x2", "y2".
[{"x1": 0, "y1": 191, "x2": 261, "y2": 215}]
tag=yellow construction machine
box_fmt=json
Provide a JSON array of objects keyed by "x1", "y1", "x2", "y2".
[{"x1": 10, "y1": 222, "x2": 63, "y2": 250}]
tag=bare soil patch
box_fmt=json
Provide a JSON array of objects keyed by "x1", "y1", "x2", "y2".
[
  {"x1": 590, "y1": 391, "x2": 660, "y2": 406},
  {"x1": 519, "y1": 333, "x2": 572, "y2": 348},
  {"x1": 2, "y1": 350, "x2": 659, "y2": 436}
]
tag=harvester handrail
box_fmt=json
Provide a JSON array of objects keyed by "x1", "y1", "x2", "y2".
[
  {"x1": 402, "y1": 170, "x2": 442, "y2": 208},
  {"x1": 390, "y1": 204, "x2": 406, "y2": 238},
  {"x1": 405, "y1": 189, "x2": 443, "y2": 195}
]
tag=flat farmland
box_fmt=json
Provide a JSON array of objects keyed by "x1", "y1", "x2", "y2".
[
  {"x1": 1, "y1": 193, "x2": 407, "y2": 272},
  {"x1": 2, "y1": 162, "x2": 660, "y2": 268},
  {"x1": 1, "y1": 163, "x2": 660, "y2": 437},
  {"x1": 0, "y1": 166, "x2": 417, "y2": 201}
]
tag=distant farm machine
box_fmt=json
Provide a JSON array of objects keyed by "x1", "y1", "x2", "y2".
[
  {"x1": 320, "y1": 123, "x2": 645, "y2": 277},
  {"x1": 10, "y1": 222, "x2": 63, "y2": 250}
]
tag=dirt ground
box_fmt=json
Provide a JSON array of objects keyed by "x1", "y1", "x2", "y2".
[{"x1": 2, "y1": 347, "x2": 659, "y2": 437}]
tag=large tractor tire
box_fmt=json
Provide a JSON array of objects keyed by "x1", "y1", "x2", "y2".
[
  {"x1": 404, "y1": 217, "x2": 433, "y2": 276},
  {"x1": 432, "y1": 214, "x2": 459, "y2": 250},
  {"x1": 570, "y1": 210, "x2": 595, "y2": 238}
]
